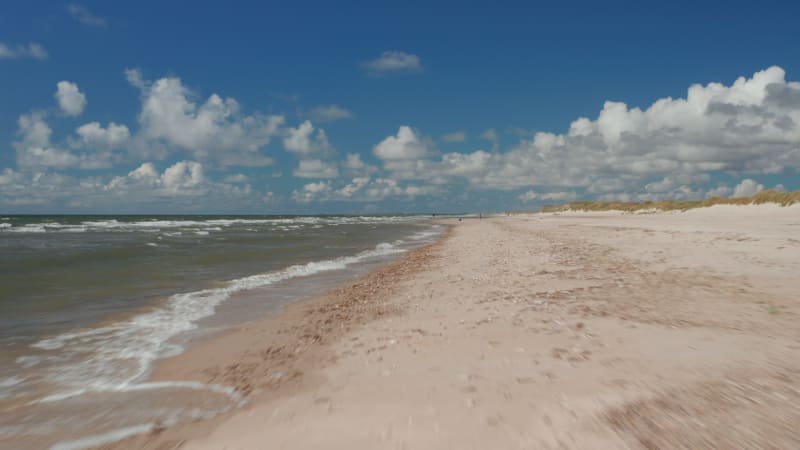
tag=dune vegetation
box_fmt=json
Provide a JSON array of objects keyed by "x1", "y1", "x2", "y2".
[{"x1": 540, "y1": 189, "x2": 800, "y2": 213}]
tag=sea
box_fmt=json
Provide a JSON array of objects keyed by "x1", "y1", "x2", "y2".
[{"x1": 0, "y1": 215, "x2": 443, "y2": 449}]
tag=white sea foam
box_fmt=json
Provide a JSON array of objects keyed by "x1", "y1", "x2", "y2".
[
  {"x1": 15, "y1": 355, "x2": 43, "y2": 368},
  {"x1": 26, "y1": 240, "x2": 409, "y2": 402},
  {"x1": 50, "y1": 423, "x2": 155, "y2": 450},
  {"x1": 0, "y1": 376, "x2": 25, "y2": 388},
  {"x1": 0, "y1": 215, "x2": 431, "y2": 234},
  {"x1": 6, "y1": 224, "x2": 46, "y2": 233},
  {"x1": 7, "y1": 224, "x2": 439, "y2": 445},
  {"x1": 0, "y1": 376, "x2": 26, "y2": 400},
  {"x1": 47, "y1": 384, "x2": 245, "y2": 450}
]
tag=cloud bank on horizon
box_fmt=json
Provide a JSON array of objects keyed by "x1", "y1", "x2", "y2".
[{"x1": 1, "y1": 63, "x2": 799, "y2": 212}]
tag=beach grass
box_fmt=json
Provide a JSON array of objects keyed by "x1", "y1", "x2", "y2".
[{"x1": 539, "y1": 189, "x2": 800, "y2": 213}]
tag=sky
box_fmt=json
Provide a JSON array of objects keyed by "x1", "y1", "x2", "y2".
[{"x1": 1, "y1": 0, "x2": 799, "y2": 214}]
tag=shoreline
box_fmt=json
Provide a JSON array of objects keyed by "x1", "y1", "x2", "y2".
[
  {"x1": 0, "y1": 220, "x2": 445, "y2": 450},
  {"x1": 99, "y1": 223, "x2": 453, "y2": 449},
  {"x1": 97, "y1": 205, "x2": 800, "y2": 448}
]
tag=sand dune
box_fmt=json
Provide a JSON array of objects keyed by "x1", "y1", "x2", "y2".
[{"x1": 122, "y1": 204, "x2": 800, "y2": 449}]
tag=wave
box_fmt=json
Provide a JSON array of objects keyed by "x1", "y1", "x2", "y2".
[
  {"x1": 24, "y1": 240, "x2": 408, "y2": 397},
  {"x1": 3, "y1": 224, "x2": 442, "y2": 446},
  {"x1": 0, "y1": 215, "x2": 431, "y2": 234}
]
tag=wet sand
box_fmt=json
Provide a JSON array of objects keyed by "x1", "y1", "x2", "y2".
[{"x1": 109, "y1": 205, "x2": 800, "y2": 449}]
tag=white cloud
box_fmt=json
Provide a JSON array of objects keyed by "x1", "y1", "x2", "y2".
[
  {"x1": 731, "y1": 178, "x2": 765, "y2": 198},
  {"x1": 706, "y1": 185, "x2": 732, "y2": 198},
  {"x1": 362, "y1": 51, "x2": 423, "y2": 75},
  {"x1": 109, "y1": 161, "x2": 208, "y2": 196},
  {"x1": 55, "y1": 81, "x2": 87, "y2": 116},
  {"x1": 0, "y1": 168, "x2": 24, "y2": 186},
  {"x1": 125, "y1": 68, "x2": 146, "y2": 90},
  {"x1": 14, "y1": 112, "x2": 80, "y2": 169},
  {"x1": 130, "y1": 72, "x2": 284, "y2": 166},
  {"x1": 68, "y1": 4, "x2": 107, "y2": 27},
  {"x1": 293, "y1": 159, "x2": 339, "y2": 178},
  {"x1": 0, "y1": 42, "x2": 48, "y2": 60},
  {"x1": 518, "y1": 190, "x2": 578, "y2": 202},
  {"x1": 337, "y1": 177, "x2": 371, "y2": 198},
  {"x1": 73, "y1": 122, "x2": 130, "y2": 149},
  {"x1": 342, "y1": 153, "x2": 378, "y2": 176},
  {"x1": 283, "y1": 121, "x2": 334, "y2": 157},
  {"x1": 16, "y1": 147, "x2": 80, "y2": 169},
  {"x1": 361, "y1": 178, "x2": 437, "y2": 200},
  {"x1": 441, "y1": 131, "x2": 466, "y2": 142},
  {"x1": 161, "y1": 161, "x2": 205, "y2": 191},
  {"x1": 292, "y1": 177, "x2": 437, "y2": 203},
  {"x1": 373, "y1": 126, "x2": 436, "y2": 161},
  {"x1": 307, "y1": 105, "x2": 352, "y2": 123},
  {"x1": 0, "y1": 162, "x2": 261, "y2": 211},
  {"x1": 644, "y1": 174, "x2": 710, "y2": 194},
  {"x1": 292, "y1": 180, "x2": 332, "y2": 203},
  {"x1": 378, "y1": 66, "x2": 800, "y2": 201},
  {"x1": 14, "y1": 111, "x2": 117, "y2": 170},
  {"x1": 129, "y1": 162, "x2": 158, "y2": 181}
]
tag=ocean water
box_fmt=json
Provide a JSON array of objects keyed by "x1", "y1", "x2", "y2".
[{"x1": 0, "y1": 215, "x2": 441, "y2": 449}]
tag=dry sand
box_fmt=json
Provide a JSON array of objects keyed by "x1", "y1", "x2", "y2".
[{"x1": 113, "y1": 204, "x2": 800, "y2": 449}]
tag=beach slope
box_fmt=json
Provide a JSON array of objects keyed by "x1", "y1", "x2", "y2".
[{"x1": 152, "y1": 205, "x2": 800, "y2": 449}]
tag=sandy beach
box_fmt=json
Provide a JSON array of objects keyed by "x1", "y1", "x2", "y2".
[{"x1": 113, "y1": 204, "x2": 800, "y2": 449}]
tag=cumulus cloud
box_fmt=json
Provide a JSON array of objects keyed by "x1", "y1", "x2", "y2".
[
  {"x1": 341, "y1": 153, "x2": 378, "y2": 176},
  {"x1": 161, "y1": 161, "x2": 205, "y2": 191},
  {"x1": 0, "y1": 42, "x2": 48, "y2": 60},
  {"x1": 293, "y1": 159, "x2": 339, "y2": 178},
  {"x1": 6, "y1": 65, "x2": 800, "y2": 211},
  {"x1": 109, "y1": 161, "x2": 218, "y2": 197},
  {"x1": 706, "y1": 185, "x2": 732, "y2": 198},
  {"x1": 518, "y1": 191, "x2": 578, "y2": 203},
  {"x1": 731, "y1": 178, "x2": 765, "y2": 198},
  {"x1": 0, "y1": 162, "x2": 259, "y2": 211},
  {"x1": 441, "y1": 131, "x2": 466, "y2": 142},
  {"x1": 362, "y1": 51, "x2": 423, "y2": 75},
  {"x1": 72, "y1": 122, "x2": 130, "y2": 149},
  {"x1": 68, "y1": 4, "x2": 107, "y2": 27},
  {"x1": 292, "y1": 180, "x2": 332, "y2": 203},
  {"x1": 374, "y1": 126, "x2": 436, "y2": 161},
  {"x1": 130, "y1": 71, "x2": 284, "y2": 166},
  {"x1": 377, "y1": 66, "x2": 800, "y2": 201},
  {"x1": 0, "y1": 168, "x2": 22, "y2": 186},
  {"x1": 292, "y1": 177, "x2": 436, "y2": 203},
  {"x1": 283, "y1": 121, "x2": 334, "y2": 157},
  {"x1": 307, "y1": 105, "x2": 352, "y2": 123},
  {"x1": 14, "y1": 112, "x2": 80, "y2": 169},
  {"x1": 14, "y1": 111, "x2": 121, "y2": 170},
  {"x1": 128, "y1": 162, "x2": 158, "y2": 181},
  {"x1": 55, "y1": 81, "x2": 87, "y2": 116}
]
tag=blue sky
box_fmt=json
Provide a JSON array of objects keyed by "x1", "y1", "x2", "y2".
[{"x1": 1, "y1": 0, "x2": 799, "y2": 213}]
